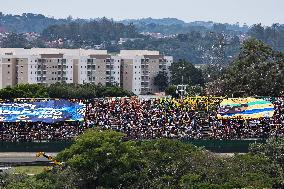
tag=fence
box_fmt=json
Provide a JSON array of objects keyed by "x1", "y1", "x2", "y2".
[
  {"x1": 0, "y1": 139, "x2": 266, "y2": 153},
  {"x1": 181, "y1": 139, "x2": 266, "y2": 153}
]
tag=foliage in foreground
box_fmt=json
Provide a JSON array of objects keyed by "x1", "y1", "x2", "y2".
[{"x1": 2, "y1": 130, "x2": 284, "y2": 189}]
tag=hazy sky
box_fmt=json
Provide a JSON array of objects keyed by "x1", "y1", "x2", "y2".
[{"x1": 1, "y1": 0, "x2": 283, "y2": 25}]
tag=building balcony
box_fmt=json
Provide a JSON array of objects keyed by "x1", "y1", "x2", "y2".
[
  {"x1": 141, "y1": 86, "x2": 150, "y2": 88},
  {"x1": 141, "y1": 79, "x2": 149, "y2": 82}
]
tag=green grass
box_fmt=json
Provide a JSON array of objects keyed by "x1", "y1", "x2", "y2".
[{"x1": 12, "y1": 166, "x2": 48, "y2": 175}]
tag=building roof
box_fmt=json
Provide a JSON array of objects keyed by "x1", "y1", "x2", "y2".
[
  {"x1": 40, "y1": 54, "x2": 64, "y2": 58},
  {"x1": 120, "y1": 50, "x2": 159, "y2": 57},
  {"x1": 144, "y1": 55, "x2": 164, "y2": 59},
  {"x1": 89, "y1": 54, "x2": 111, "y2": 59},
  {"x1": 0, "y1": 48, "x2": 107, "y2": 56}
]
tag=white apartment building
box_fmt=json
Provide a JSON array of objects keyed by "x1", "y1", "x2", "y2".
[
  {"x1": 119, "y1": 51, "x2": 173, "y2": 95},
  {"x1": 0, "y1": 48, "x2": 173, "y2": 95},
  {"x1": 77, "y1": 55, "x2": 121, "y2": 86}
]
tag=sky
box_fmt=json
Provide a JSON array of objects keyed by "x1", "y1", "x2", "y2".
[{"x1": 0, "y1": 0, "x2": 283, "y2": 25}]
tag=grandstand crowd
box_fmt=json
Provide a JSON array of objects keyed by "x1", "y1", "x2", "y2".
[{"x1": 0, "y1": 97, "x2": 283, "y2": 142}]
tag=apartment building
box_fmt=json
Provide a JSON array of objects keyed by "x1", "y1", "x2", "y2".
[
  {"x1": 0, "y1": 48, "x2": 173, "y2": 95},
  {"x1": 0, "y1": 48, "x2": 107, "y2": 88},
  {"x1": 0, "y1": 54, "x2": 17, "y2": 89},
  {"x1": 119, "y1": 51, "x2": 173, "y2": 95},
  {"x1": 76, "y1": 54, "x2": 121, "y2": 86}
]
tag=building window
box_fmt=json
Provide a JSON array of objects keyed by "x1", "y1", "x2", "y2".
[
  {"x1": 7, "y1": 65, "x2": 10, "y2": 67},
  {"x1": 8, "y1": 59, "x2": 10, "y2": 61}
]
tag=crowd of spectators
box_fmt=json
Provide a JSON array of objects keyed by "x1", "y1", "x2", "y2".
[{"x1": 0, "y1": 97, "x2": 283, "y2": 142}]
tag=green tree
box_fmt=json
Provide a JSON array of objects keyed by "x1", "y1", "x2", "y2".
[
  {"x1": 250, "y1": 137, "x2": 284, "y2": 170},
  {"x1": 1, "y1": 33, "x2": 28, "y2": 48},
  {"x1": 154, "y1": 72, "x2": 169, "y2": 91},
  {"x1": 56, "y1": 129, "x2": 144, "y2": 188},
  {"x1": 165, "y1": 85, "x2": 178, "y2": 97},
  {"x1": 222, "y1": 38, "x2": 284, "y2": 97},
  {"x1": 0, "y1": 84, "x2": 48, "y2": 99},
  {"x1": 170, "y1": 60, "x2": 204, "y2": 86}
]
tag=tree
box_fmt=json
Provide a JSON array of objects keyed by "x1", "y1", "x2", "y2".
[
  {"x1": 250, "y1": 137, "x2": 284, "y2": 170},
  {"x1": 3, "y1": 130, "x2": 283, "y2": 188},
  {"x1": 165, "y1": 85, "x2": 178, "y2": 97},
  {"x1": 222, "y1": 38, "x2": 284, "y2": 97},
  {"x1": 0, "y1": 84, "x2": 48, "y2": 99},
  {"x1": 248, "y1": 24, "x2": 265, "y2": 41},
  {"x1": 154, "y1": 72, "x2": 169, "y2": 91},
  {"x1": 1, "y1": 33, "x2": 28, "y2": 48},
  {"x1": 136, "y1": 139, "x2": 201, "y2": 188},
  {"x1": 56, "y1": 129, "x2": 145, "y2": 188},
  {"x1": 186, "y1": 85, "x2": 204, "y2": 96},
  {"x1": 170, "y1": 60, "x2": 204, "y2": 86}
]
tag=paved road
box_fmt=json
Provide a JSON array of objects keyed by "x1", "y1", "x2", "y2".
[{"x1": 0, "y1": 152, "x2": 58, "y2": 165}]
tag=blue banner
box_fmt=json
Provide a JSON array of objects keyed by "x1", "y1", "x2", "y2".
[{"x1": 0, "y1": 100, "x2": 85, "y2": 123}]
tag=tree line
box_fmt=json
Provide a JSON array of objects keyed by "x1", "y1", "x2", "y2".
[
  {"x1": 154, "y1": 38, "x2": 284, "y2": 97},
  {"x1": 1, "y1": 130, "x2": 283, "y2": 188},
  {"x1": 0, "y1": 83, "x2": 134, "y2": 99}
]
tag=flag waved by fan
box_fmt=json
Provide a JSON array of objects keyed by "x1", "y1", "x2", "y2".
[{"x1": 217, "y1": 97, "x2": 275, "y2": 119}]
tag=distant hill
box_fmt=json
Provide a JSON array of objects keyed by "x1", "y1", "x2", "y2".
[
  {"x1": 1, "y1": 12, "x2": 283, "y2": 65},
  {"x1": 0, "y1": 13, "x2": 249, "y2": 35},
  {"x1": 119, "y1": 17, "x2": 249, "y2": 35},
  {"x1": 41, "y1": 18, "x2": 142, "y2": 48},
  {"x1": 120, "y1": 17, "x2": 187, "y2": 26},
  {"x1": 0, "y1": 12, "x2": 87, "y2": 33}
]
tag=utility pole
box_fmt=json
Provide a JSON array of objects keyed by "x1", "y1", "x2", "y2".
[{"x1": 176, "y1": 64, "x2": 187, "y2": 98}]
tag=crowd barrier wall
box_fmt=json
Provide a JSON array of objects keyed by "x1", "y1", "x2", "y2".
[
  {"x1": 0, "y1": 141, "x2": 74, "y2": 152},
  {"x1": 181, "y1": 139, "x2": 266, "y2": 153},
  {"x1": 0, "y1": 139, "x2": 266, "y2": 153}
]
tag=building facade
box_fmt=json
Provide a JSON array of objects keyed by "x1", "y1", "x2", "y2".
[{"x1": 0, "y1": 48, "x2": 173, "y2": 95}]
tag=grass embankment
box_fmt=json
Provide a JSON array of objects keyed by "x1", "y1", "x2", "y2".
[{"x1": 12, "y1": 166, "x2": 47, "y2": 175}]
